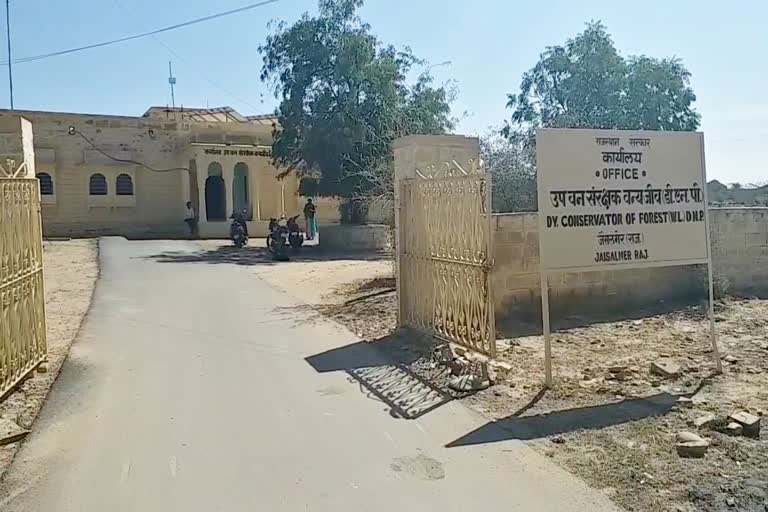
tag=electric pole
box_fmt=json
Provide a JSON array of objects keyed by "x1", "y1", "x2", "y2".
[
  {"x1": 5, "y1": 0, "x2": 13, "y2": 109},
  {"x1": 168, "y1": 61, "x2": 176, "y2": 109}
]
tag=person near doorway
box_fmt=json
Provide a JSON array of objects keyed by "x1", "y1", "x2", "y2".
[
  {"x1": 184, "y1": 201, "x2": 198, "y2": 239},
  {"x1": 303, "y1": 198, "x2": 317, "y2": 240}
]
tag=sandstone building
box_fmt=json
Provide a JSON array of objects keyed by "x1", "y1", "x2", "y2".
[{"x1": 0, "y1": 106, "x2": 302, "y2": 238}]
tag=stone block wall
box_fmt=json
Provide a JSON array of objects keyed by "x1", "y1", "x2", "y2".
[
  {"x1": 318, "y1": 224, "x2": 391, "y2": 253},
  {"x1": 710, "y1": 208, "x2": 768, "y2": 295},
  {"x1": 492, "y1": 208, "x2": 768, "y2": 331}
]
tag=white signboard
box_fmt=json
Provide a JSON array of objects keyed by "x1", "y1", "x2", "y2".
[{"x1": 536, "y1": 128, "x2": 709, "y2": 272}]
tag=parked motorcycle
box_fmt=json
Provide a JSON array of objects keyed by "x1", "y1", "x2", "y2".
[
  {"x1": 230, "y1": 210, "x2": 249, "y2": 248},
  {"x1": 267, "y1": 216, "x2": 290, "y2": 260},
  {"x1": 287, "y1": 216, "x2": 304, "y2": 251}
]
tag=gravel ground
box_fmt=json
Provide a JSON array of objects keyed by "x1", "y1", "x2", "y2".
[
  {"x1": 472, "y1": 299, "x2": 768, "y2": 512},
  {"x1": 268, "y1": 257, "x2": 768, "y2": 512},
  {"x1": 0, "y1": 240, "x2": 98, "y2": 481}
]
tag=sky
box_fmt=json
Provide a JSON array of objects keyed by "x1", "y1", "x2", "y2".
[{"x1": 4, "y1": 0, "x2": 767, "y2": 184}]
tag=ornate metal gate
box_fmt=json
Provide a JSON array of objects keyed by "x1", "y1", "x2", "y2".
[
  {"x1": 0, "y1": 159, "x2": 47, "y2": 399},
  {"x1": 398, "y1": 160, "x2": 495, "y2": 357}
]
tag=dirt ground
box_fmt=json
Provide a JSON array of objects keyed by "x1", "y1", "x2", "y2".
[
  {"x1": 0, "y1": 240, "x2": 98, "y2": 480},
  {"x1": 265, "y1": 255, "x2": 768, "y2": 512}
]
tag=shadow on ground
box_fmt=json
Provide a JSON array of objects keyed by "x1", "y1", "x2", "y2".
[
  {"x1": 305, "y1": 332, "x2": 454, "y2": 420},
  {"x1": 497, "y1": 297, "x2": 709, "y2": 338},
  {"x1": 144, "y1": 243, "x2": 388, "y2": 266},
  {"x1": 446, "y1": 392, "x2": 676, "y2": 447}
]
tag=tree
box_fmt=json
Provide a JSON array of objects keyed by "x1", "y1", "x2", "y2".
[
  {"x1": 259, "y1": 0, "x2": 454, "y2": 202},
  {"x1": 504, "y1": 22, "x2": 700, "y2": 136},
  {"x1": 481, "y1": 132, "x2": 537, "y2": 212}
]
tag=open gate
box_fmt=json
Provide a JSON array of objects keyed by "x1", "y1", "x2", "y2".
[
  {"x1": 0, "y1": 159, "x2": 47, "y2": 399},
  {"x1": 398, "y1": 160, "x2": 495, "y2": 357}
]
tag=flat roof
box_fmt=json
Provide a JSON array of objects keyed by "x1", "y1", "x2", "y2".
[
  {"x1": 0, "y1": 108, "x2": 150, "y2": 122},
  {"x1": 0, "y1": 107, "x2": 278, "y2": 125}
]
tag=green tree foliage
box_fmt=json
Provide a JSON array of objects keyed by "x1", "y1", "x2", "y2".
[
  {"x1": 504, "y1": 22, "x2": 701, "y2": 135},
  {"x1": 260, "y1": 0, "x2": 454, "y2": 198},
  {"x1": 481, "y1": 132, "x2": 537, "y2": 212}
]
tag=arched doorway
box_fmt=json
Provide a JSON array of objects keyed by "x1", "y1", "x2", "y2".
[
  {"x1": 232, "y1": 162, "x2": 250, "y2": 219},
  {"x1": 205, "y1": 162, "x2": 226, "y2": 221}
]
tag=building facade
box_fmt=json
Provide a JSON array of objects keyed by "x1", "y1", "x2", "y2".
[{"x1": 0, "y1": 106, "x2": 302, "y2": 238}]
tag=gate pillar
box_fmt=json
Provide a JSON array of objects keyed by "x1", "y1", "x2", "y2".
[
  {"x1": 393, "y1": 135, "x2": 495, "y2": 358},
  {"x1": 394, "y1": 135, "x2": 480, "y2": 326}
]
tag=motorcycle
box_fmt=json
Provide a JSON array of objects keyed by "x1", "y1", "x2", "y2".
[
  {"x1": 267, "y1": 216, "x2": 290, "y2": 260},
  {"x1": 287, "y1": 216, "x2": 304, "y2": 251},
  {"x1": 230, "y1": 211, "x2": 249, "y2": 248}
]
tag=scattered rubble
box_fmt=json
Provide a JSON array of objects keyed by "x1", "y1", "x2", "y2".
[
  {"x1": 490, "y1": 360, "x2": 513, "y2": 373},
  {"x1": 0, "y1": 419, "x2": 29, "y2": 447},
  {"x1": 730, "y1": 411, "x2": 761, "y2": 439},
  {"x1": 451, "y1": 344, "x2": 468, "y2": 358},
  {"x1": 722, "y1": 354, "x2": 739, "y2": 364},
  {"x1": 725, "y1": 422, "x2": 744, "y2": 436},
  {"x1": 692, "y1": 413, "x2": 717, "y2": 429},
  {"x1": 448, "y1": 374, "x2": 490, "y2": 392},
  {"x1": 651, "y1": 359, "x2": 681, "y2": 378},
  {"x1": 675, "y1": 431, "x2": 709, "y2": 458}
]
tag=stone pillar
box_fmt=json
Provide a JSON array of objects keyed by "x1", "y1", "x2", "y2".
[
  {"x1": 0, "y1": 115, "x2": 35, "y2": 177},
  {"x1": 393, "y1": 134, "x2": 480, "y2": 183},
  {"x1": 223, "y1": 164, "x2": 235, "y2": 218},
  {"x1": 392, "y1": 135, "x2": 480, "y2": 326},
  {"x1": 198, "y1": 167, "x2": 208, "y2": 222},
  {"x1": 181, "y1": 165, "x2": 191, "y2": 204}
]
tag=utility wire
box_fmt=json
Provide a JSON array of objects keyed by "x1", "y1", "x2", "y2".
[
  {"x1": 70, "y1": 127, "x2": 189, "y2": 173},
  {"x1": 110, "y1": 0, "x2": 264, "y2": 114},
  {"x1": 0, "y1": 0, "x2": 281, "y2": 66}
]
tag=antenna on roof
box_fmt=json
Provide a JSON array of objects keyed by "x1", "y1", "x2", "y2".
[{"x1": 168, "y1": 61, "x2": 177, "y2": 109}]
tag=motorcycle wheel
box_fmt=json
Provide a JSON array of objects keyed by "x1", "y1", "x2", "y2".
[{"x1": 272, "y1": 241, "x2": 289, "y2": 261}]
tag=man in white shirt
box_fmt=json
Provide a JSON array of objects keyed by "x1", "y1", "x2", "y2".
[{"x1": 184, "y1": 201, "x2": 198, "y2": 238}]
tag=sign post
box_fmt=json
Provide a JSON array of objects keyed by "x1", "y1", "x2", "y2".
[
  {"x1": 540, "y1": 271, "x2": 553, "y2": 387},
  {"x1": 700, "y1": 138, "x2": 723, "y2": 372},
  {"x1": 536, "y1": 129, "x2": 721, "y2": 387}
]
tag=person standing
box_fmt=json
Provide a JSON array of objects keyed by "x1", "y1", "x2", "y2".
[
  {"x1": 184, "y1": 201, "x2": 198, "y2": 239},
  {"x1": 303, "y1": 198, "x2": 317, "y2": 240}
]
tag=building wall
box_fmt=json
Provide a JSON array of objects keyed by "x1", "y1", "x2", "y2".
[
  {"x1": 297, "y1": 195, "x2": 392, "y2": 226},
  {"x1": 492, "y1": 208, "x2": 768, "y2": 331},
  {"x1": 0, "y1": 110, "x2": 290, "y2": 238},
  {"x1": 0, "y1": 111, "x2": 185, "y2": 237},
  {"x1": 319, "y1": 224, "x2": 391, "y2": 252},
  {"x1": 710, "y1": 208, "x2": 768, "y2": 294},
  {"x1": 308, "y1": 196, "x2": 343, "y2": 224}
]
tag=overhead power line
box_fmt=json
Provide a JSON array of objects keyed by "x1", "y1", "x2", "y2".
[
  {"x1": 109, "y1": 0, "x2": 265, "y2": 113},
  {"x1": 0, "y1": 0, "x2": 281, "y2": 66},
  {"x1": 69, "y1": 127, "x2": 189, "y2": 173}
]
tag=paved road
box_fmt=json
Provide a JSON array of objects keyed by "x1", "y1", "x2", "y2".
[{"x1": 0, "y1": 238, "x2": 619, "y2": 511}]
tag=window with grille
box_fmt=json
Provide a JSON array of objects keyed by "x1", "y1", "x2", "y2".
[
  {"x1": 37, "y1": 173, "x2": 54, "y2": 195},
  {"x1": 89, "y1": 173, "x2": 108, "y2": 195},
  {"x1": 116, "y1": 174, "x2": 134, "y2": 196}
]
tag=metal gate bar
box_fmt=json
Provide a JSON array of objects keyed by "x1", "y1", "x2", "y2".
[
  {"x1": 398, "y1": 162, "x2": 495, "y2": 357},
  {"x1": 0, "y1": 178, "x2": 47, "y2": 399}
]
